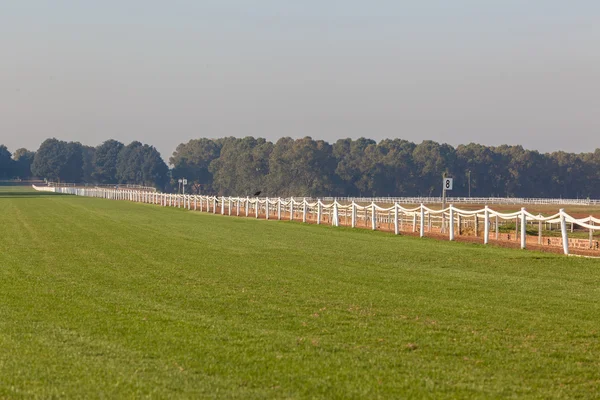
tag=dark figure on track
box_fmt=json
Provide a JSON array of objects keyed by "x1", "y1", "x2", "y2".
[{"x1": 253, "y1": 191, "x2": 261, "y2": 196}]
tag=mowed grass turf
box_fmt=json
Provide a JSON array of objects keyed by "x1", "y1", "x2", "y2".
[{"x1": 0, "y1": 188, "x2": 599, "y2": 399}]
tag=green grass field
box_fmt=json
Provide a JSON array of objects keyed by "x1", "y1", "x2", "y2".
[{"x1": 1, "y1": 187, "x2": 599, "y2": 398}]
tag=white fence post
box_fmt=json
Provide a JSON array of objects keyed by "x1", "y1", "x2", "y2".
[
  {"x1": 317, "y1": 201, "x2": 322, "y2": 225},
  {"x1": 351, "y1": 202, "x2": 356, "y2": 228},
  {"x1": 277, "y1": 198, "x2": 281, "y2": 220},
  {"x1": 394, "y1": 203, "x2": 399, "y2": 235},
  {"x1": 560, "y1": 209, "x2": 569, "y2": 255},
  {"x1": 333, "y1": 202, "x2": 339, "y2": 227},
  {"x1": 521, "y1": 208, "x2": 527, "y2": 249},
  {"x1": 371, "y1": 203, "x2": 376, "y2": 230},
  {"x1": 265, "y1": 198, "x2": 270, "y2": 220},
  {"x1": 449, "y1": 206, "x2": 455, "y2": 241},
  {"x1": 590, "y1": 217, "x2": 594, "y2": 248},
  {"x1": 484, "y1": 206, "x2": 490, "y2": 245},
  {"x1": 302, "y1": 200, "x2": 307, "y2": 223},
  {"x1": 420, "y1": 205, "x2": 425, "y2": 238}
]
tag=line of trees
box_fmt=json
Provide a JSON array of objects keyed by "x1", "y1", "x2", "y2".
[
  {"x1": 0, "y1": 145, "x2": 36, "y2": 180},
  {"x1": 2, "y1": 137, "x2": 599, "y2": 197},
  {"x1": 0, "y1": 139, "x2": 168, "y2": 189},
  {"x1": 171, "y1": 137, "x2": 600, "y2": 198}
]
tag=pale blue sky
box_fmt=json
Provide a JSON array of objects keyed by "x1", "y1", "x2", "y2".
[{"x1": 1, "y1": 1, "x2": 599, "y2": 160}]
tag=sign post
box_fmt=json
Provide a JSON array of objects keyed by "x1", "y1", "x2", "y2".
[{"x1": 441, "y1": 175, "x2": 453, "y2": 233}]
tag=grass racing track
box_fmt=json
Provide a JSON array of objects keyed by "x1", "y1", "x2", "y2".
[{"x1": 0, "y1": 187, "x2": 599, "y2": 398}]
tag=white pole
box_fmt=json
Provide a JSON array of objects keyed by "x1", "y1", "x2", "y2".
[
  {"x1": 277, "y1": 198, "x2": 281, "y2": 220},
  {"x1": 371, "y1": 203, "x2": 376, "y2": 231},
  {"x1": 317, "y1": 201, "x2": 322, "y2": 225},
  {"x1": 221, "y1": 197, "x2": 225, "y2": 215},
  {"x1": 351, "y1": 202, "x2": 356, "y2": 228},
  {"x1": 484, "y1": 206, "x2": 490, "y2": 245},
  {"x1": 265, "y1": 198, "x2": 269, "y2": 220},
  {"x1": 290, "y1": 199, "x2": 294, "y2": 221},
  {"x1": 495, "y1": 215, "x2": 499, "y2": 240},
  {"x1": 302, "y1": 200, "x2": 307, "y2": 223},
  {"x1": 449, "y1": 205, "x2": 455, "y2": 241},
  {"x1": 560, "y1": 209, "x2": 569, "y2": 255},
  {"x1": 520, "y1": 208, "x2": 527, "y2": 249},
  {"x1": 228, "y1": 198, "x2": 232, "y2": 215},
  {"x1": 245, "y1": 197, "x2": 249, "y2": 217},
  {"x1": 333, "y1": 202, "x2": 339, "y2": 227},
  {"x1": 589, "y1": 217, "x2": 594, "y2": 248},
  {"x1": 394, "y1": 203, "x2": 399, "y2": 235},
  {"x1": 420, "y1": 204, "x2": 425, "y2": 238}
]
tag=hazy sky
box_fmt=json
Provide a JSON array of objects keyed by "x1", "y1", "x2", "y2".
[{"x1": 1, "y1": 0, "x2": 599, "y2": 161}]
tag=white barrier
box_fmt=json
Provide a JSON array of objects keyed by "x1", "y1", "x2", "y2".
[
  {"x1": 35, "y1": 185, "x2": 600, "y2": 256},
  {"x1": 319, "y1": 196, "x2": 600, "y2": 206},
  {"x1": 31, "y1": 185, "x2": 57, "y2": 193}
]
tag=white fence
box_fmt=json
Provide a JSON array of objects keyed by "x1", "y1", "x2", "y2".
[
  {"x1": 34, "y1": 185, "x2": 600, "y2": 256},
  {"x1": 33, "y1": 185, "x2": 58, "y2": 193},
  {"x1": 319, "y1": 196, "x2": 600, "y2": 206}
]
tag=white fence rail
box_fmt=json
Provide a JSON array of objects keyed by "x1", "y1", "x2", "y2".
[
  {"x1": 34, "y1": 185, "x2": 600, "y2": 256},
  {"x1": 319, "y1": 196, "x2": 600, "y2": 206}
]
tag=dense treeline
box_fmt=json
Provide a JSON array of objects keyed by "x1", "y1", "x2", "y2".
[
  {"x1": 1, "y1": 137, "x2": 599, "y2": 197},
  {"x1": 171, "y1": 137, "x2": 600, "y2": 198},
  {"x1": 0, "y1": 145, "x2": 36, "y2": 180},
  {"x1": 0, "y1": 139, "x2": 168, "y2": 189}
]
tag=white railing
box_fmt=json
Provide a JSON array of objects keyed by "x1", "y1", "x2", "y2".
[
  {"x1": 319, "y1": 196, "x2": 600, "y2": 206},
  {"x1": 35, "y1": 185, "x2": 600, "y2": 256},
  {"x1": 32, "y1": 185, "x2": 58, "y2": 192},
  {"x1": 44, "y1": 182, "x2": 157, "y2": 191}
]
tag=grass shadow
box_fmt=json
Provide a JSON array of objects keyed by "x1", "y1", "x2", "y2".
[{"x1": 0, "y1": 191, "x2": 64, "y2": 198}]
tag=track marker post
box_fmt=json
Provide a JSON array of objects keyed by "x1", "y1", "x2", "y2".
[{"x1": 560, "y1": 209, "x2": 569, "y2": 255}]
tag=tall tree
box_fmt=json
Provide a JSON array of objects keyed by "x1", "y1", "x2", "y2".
[
  {"x1": 141, "y1": 146, "x2": 169, "y2": 189},
  {"x1": 333, "y1": 138, "x2": 377, "y2": 196},
  {"x1": 93, "y1": 139, "x2": 124, "y2": 183},
  {"x1": 81, "y1": 145, "x2": 96, "y2": 183},
  {"x1": 170, "y1": 138, "x2": 221, "y2": 193},
  {"x1": 12, "y1": 148, "x2": 35, "y2": 179},
  {"x1": 0, "y1": 145, "x2": 14, "y2": 179},
  {"x1": 31, "y1": 138, "x2": 83, "y2": 183},
  {"x1": 377, "y1": 139, "x2": 417, "y2": 196},
  {"x1": 210, "y1": 137, "x2": 272, "y2": 195},
  {"x1": 268, "y1": 137, "x2": 337, "y2": 197},
  {"x1": 116, "y1": 141, "x2": 144, "y2": 184},
  {"x1": 412, "y1": 141, "x2": 456, "y2": 196},
  {"x1": 455, "y1": 143, "x2": 504, "y2": 197},
  {"x1": 116, "y1": 141, "x2": 168, "y2": 189}
]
